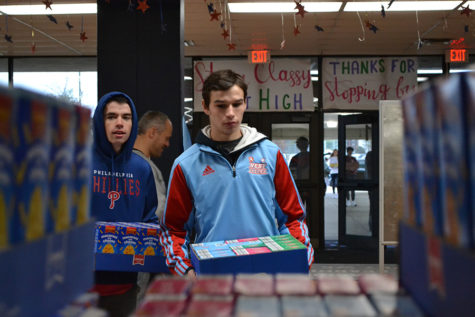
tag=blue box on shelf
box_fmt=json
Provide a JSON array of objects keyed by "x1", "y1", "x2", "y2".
[
  {"x1": 94, "y1": 221, "x2": 169, "y2": 273},
  {"x1": 0, "y1": 222, "x2": 95, "y2": 317},
  {"x1": 190, "y1": 234, "x2": 309, "y2": 275}
]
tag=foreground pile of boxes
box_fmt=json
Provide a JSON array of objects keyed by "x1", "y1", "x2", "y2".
[{"x1": 134, "y1": 273, "x2": 423, "y2": 317}]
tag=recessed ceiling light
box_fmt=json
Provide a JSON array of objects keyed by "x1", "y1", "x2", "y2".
[
  {"x1": 228, "y1": 2, "x2": 342, "y2": 13},
  {"x1": 0, "y1": 4, "x2": 96, "y2": 15},
  {"x1": 344, "y1": 1, "x2": 460, "y2": 11}
]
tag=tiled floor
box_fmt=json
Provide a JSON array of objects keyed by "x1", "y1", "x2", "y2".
[{"x1": 310, "y1": 263, "x2": 399, "y2": 279}]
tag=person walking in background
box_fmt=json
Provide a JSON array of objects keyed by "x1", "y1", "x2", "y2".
[
  {"x1": 345, "y1": 146, "x2": 359, "y2": 207},
  {"x1": 133, "y1": 110, "x2": 173, "y2": 304},
  {"x1": 159, "y1": 69, "x2": 314, "y2": 278},
  {"x1": 90, "y1": 92, "x2": 159, "y2": 317},
  {"x1": 329, "y1": 149, "x2": 339, "y2": 198},
  {"x1": 290, "y1": 136, "x2": 311, "y2": 203}
]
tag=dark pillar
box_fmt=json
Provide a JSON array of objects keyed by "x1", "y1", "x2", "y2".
[{"x1": 98, "y1": 0, "x2": 184, "y2": 183}]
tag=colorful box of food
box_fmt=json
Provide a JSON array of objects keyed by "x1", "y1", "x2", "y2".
[
  {"x1": 72, "y1": 105, "x2": 92, "y2": 226},
  {"x1": 146, "y1": 276, "x2": 192, "y2": 295},
  {"x1": 0, "y1": 90, "x2": 16, "y2": 250},
  {"x1": 434, "y1": 75, "x2": 472, "y2": 248},
  {"x1": 134, "y1": 294, "x2": 187, "y2": 317},
  {"x1": 275, "y1": 273, "x2": 316, "y2": 296},
  {"x1": 317, "y1": 275, "x2": 361, "y2": 295},
  {"x1": 190, "y1": 275, "x2": 234, "y2": 295},
  {"x1": 94, "y1": 221, "x2": 169, "y2": 272},
  {"x1": 185, "y1": 295, "x2": 234, "y2": 317},
  {"x1": 48, "y1": 102, "x2": 75, "y2": 233},
  {"x1": 281, "y1": 295, "x2": 329, "y2": 317},
  {"x1": 401, "y1": 92, "x2": 423, "y2": 227},
  {"x1": 12, "y1": 92, "x2": 52, "y2": 243},
  {"x1": 234, "y1": 296, "x2": 280, "y2": 317},
  {"x1": 190, "y1": 234, "x2": 309, "y2": 275},
  {"x1": 234, "y1": 273, "x2": 274, "y2": 296}
]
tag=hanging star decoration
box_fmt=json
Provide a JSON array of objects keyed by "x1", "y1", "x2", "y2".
[
  {"x1": 294, "y1": 0, "x2": 308, "y2": 18},
  {"x1": 80, "y1": 31, "x2": 88, "y2": 42},
  {"x1": 47, "y1": 15, "x2": 58, "y2": 24},
  {"x1": 227, "y1": 42, "x2": 236, "y2": 50},
  {"x1": 207, "y1": 3, "x2": 214, "y2": 14},
  {"x1": 221, "y1": 29, "x2": 229, "y2": 39},
  {"x1": 314, "y1": 25, "x2": 324, "y2": 32},
  {"x1": 461, "y1": 5, "x2": 472, "y2": 17},
  {"x1": 210, "y1": 9, "x2": 221, "y2": 21},
  {"x1": 365, "y1": 20, "x2": 378, "y2": 33},
  {"x1": 293, "y1": 25, "x2": 301, "y2": 36},
  {"x1": 66, "y1": 21, "x2": 74, "y2": 31},
  {"x1": 381, "y1": 5, "x2": 386, "y2": 18},
  {"x1": 43, "y1": 0, "x2": 53, "y2": 10},
  {"x1": 4, "y1": 34, "x2": 12, "y2": 43},
  {"x1": 137, "y1": 0, "x2": 150, "y2": 14},
  {"x1": 280, "y1": 40, "x2": 286, "y2": 49},
  {"x1": 387, "y1": 0, "x2": 395, "y2": 9}
]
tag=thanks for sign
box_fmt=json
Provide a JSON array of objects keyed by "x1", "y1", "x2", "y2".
[
  {"x1": 193, "y1": 59, "x2": 314, "y2": 112},
  {"x1": 322, "y1": 57, "x2": 418, "y2": 110}
]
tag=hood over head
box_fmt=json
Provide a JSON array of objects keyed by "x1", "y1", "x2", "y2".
[{"x1": 93, "y1": 91, "x2": 138, "y2": 160}]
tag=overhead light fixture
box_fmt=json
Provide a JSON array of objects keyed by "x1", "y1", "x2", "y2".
[
  {"x1": 417, "y1": 69, "x2": 443, "y2": 74},
  {"x1": 311, "y1": 76, "x2": 319, "y2": 81},
  {"x1": 449, "y1": 69, "x2": 474, "y2": 73},
  {"x1": 344, "y1": 1, "x2": 460, "y2": 11},
  {"x1": 229, "y1": 2, "x2": 342, "y2": 13},
  {"x1": 0, "y1": 4, "x2": 96, "y2": 15},
  {"x1": 326, "y1": 120, "x2": 338, "y2": 128},
  {"x1": 310, "y1": 70, "x2": 319, "y2": 75},
  {"x1": 184, "y1": 76, "x2": 192, "y2": 81},
  {"x1": 184, "y1": 40, "x2": 195, "y2": 47},
  {"x1": 184, "y1": 98, "x2": 193, "y2": 102},
  {"x1": 417, "y1": 77, "x2": 429, "y2": 82}
]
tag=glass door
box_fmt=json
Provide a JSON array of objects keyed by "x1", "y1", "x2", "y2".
[{"x1": 337, "y1": 113, "x2": 379, "y2": 251}]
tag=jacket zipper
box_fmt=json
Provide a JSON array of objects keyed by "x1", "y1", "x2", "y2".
[{"x1": 232, "y1": 165, "x2": 236, "y2": 177}]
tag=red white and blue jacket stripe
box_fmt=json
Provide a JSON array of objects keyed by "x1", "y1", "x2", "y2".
[{"x1": 159, "y1": 125, "x2": 314, "y2": 275}]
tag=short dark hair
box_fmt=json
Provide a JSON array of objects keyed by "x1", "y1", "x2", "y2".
[
  {"x1": 137, "y1": 111, "x2": 169, "y2": 135},
  {"x1": 103, "y1": 95, "x2": 131, "y2": 115},
  {"x1": 347, "y1": 146, "x2": 354, "y2": 152},
  {"x1": 297, "y1": 136, "x2": 308, "y2": 144},
  {"x1": 202, "y1": 69, "x2": 247, "y2": 108}
]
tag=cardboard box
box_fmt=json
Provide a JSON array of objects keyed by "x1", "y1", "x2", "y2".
[
  {"x1": 94, "y1": 221, "x2": 169, "y2": 273},
  {"x1": 190, "y1": 234, "x2": 309, "y2": 275}
]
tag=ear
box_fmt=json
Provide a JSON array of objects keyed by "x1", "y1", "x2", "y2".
[
  {"x1": 202, "y1": 99, "x2": 210, "y2": 115},
  {"x1": 147, "y1": 127, "x2": 155, "y2": 139}
]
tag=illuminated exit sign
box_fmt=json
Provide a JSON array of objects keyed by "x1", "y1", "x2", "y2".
[
  {"x1": 248, "y1": 50, "x2": 270, "y2": 64},
  {"x1": 446, "y1": 49, "x2": 467, "y2": 63}
]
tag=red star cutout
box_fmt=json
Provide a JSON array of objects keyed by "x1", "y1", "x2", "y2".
[
  {"x1": 227, "y1": 43, "x2": 236, "y2": 50},
  {"x1": 137, "y1": 0, "x2": 150, "y2": 14},
  {"x1": 43, "y1": 0, "x2": 53, "y2": 10},
  {"x1": 294, "y1": 1, "x2": 308, "y2": 17},
  {"x1": 80, "y1": 32, "x2": 88, "y2": 43},
  {"x1": 221, "y1": 29, "x2": 229, "y2": 40},
  {"x1": 461, "y1": 5, "x2": 472, "y2": 17},
  {"x1": 210, "y1": 10, "x2": 221, "y2": 21},
  {"x1": 293, "y1": 26, "x2": 300, "y2": 36},
  {"x1": 31, "y1": 43, "x2": 36, "y2": 54}
]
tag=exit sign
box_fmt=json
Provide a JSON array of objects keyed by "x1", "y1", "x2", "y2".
[
  {"x1": 248, "y1": 50, "x2": 270, "y2": 64},
  {"x1": 446, "y1": 49, "x2": 467, "y2": 63}
]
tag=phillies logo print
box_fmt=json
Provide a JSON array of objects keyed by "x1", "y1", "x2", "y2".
[{"x1": 108, "y1": 191, "x2": 120, "y2": 209}]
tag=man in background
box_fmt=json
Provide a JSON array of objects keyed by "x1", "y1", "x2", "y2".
[{"x1": 133, "y1": 110, "x2": 173, "y2": 302}]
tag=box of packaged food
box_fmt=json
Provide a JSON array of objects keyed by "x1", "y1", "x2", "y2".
[
  {"x1": 94, "y1": 221, "x2": 169, "y2": 272},
  {"x1": 48, "y1": 102, "x2": 75, "y2": 234},
  {"x1": 0, "y1": 89, "x2": 16, "y2": 250},
  {"x1": 72, "y1": 105, "x2": 92, "y2": 226},
  {"x1": 13, "y1": 92, "x2": 52, "y2": 243},
  {"x1": 190, "y1": 234, "x2": 308, "y2": 275}
]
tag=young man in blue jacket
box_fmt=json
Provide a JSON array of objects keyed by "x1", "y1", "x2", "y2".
[
  {"x1": 90, "y1": 92, "x2": 158, "y2": 317},
  {"x1": 160, "y1": 70, "x2": 314, "y2": 277}
]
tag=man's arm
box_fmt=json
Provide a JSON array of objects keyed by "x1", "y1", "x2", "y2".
[
  {"x1": 273, "y1": 150, "x2": 314, "y2": 268},
  {"x1": 159, "y1": 164, "x2": 195, "y2": 275}
]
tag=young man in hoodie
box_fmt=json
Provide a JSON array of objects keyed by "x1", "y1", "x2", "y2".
[
  {"x1": 159, "y1": 69, "x2": 314, "y2": 278},
  {"x1": 90, "y1": 92, "x2": 158, "y2": 317}
]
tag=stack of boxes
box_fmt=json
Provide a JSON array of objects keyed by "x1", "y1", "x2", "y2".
[
  {"x1": 400, "y1": 73, "x2": 475, "y2": 315},
  {"x1": 134, "y1": 273, "x2": 422, "y2": 316},
  {"x1": 0, "y1": 87, "x2": 92, "y2": 251},
  {"x1": 402, "y1": 73, "x2": 473, "y2": 248}
]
